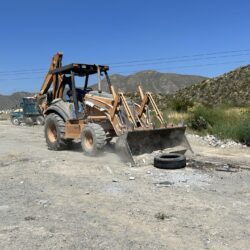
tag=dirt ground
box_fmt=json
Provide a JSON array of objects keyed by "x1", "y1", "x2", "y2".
[{"x1": 0, "y1": 120, "x2": 249, "y2": 250}]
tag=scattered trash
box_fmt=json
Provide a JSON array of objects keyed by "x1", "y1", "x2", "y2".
[
  {"x1": 24, "y1": 216, "x2": 36, "y2": 221},
  {"x1": 37, "y1": 199, "x2": 50, "y2": 207},
  {"x1": 154, "y1": 212, "x2": 173, "y2": 220},
  {"x1": 105, "y1": 166, "x2": 113, "y2": 174},
  {"x1": 155, "y1": 181, "x2": 174, "y2": 187},
  {"x1": 127, "y1": 162, "x2": 132, "y2": 168},
  {"x1": 215, "y1": 164, "x2": 239, "y2": 173}
]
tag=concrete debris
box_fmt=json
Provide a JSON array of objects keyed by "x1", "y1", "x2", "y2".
[
  {"x1": 188, "y1": 134, "x2": 242, "y2": 148},
  {"x1": 37, "y1": 199, "x2": 50, "y2": 207}
]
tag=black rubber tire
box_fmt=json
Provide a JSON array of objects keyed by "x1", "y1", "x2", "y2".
[
  {"x1": 36, "y1": 115, "x2": 45, "y2": 126},
  {"x1": 154, "y1": 153, "x2": 186, "y2": 169},
  {"x1": 81, "y1": 123, "x2": 106, "y2": 156},
  {"x1": 44, "y1": 113, "x2": 70, "y2": 150},
  {"x1": 11, "y1": 117, "x2": 20, "y2": 126}
]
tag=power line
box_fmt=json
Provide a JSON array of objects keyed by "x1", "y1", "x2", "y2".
[
  {"x1": 1, "y1": 59, "x2": 249, "y2": 81},
  {"x1": 104, "y1": 49, "x2": 250, "y2": 65},
  {"x1": 0, "y1": 51, "x2": 249, "y2": 78},
  {"x1": 0, "y1": 48, "x2": 250, "y2": 75},
  {"x1": 112, "y1": 59, "x2": 250, "y2": 75},
  {"x1": 110, "y1": 52, "x2": 250, "y2": 68},
  {"x1": 0, "y1": 68, "x2": 46, "y2": 74}
]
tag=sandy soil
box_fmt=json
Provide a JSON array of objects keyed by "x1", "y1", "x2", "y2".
[{"x1": 0, "y1": 120, "x2": 249, "y2": 250}]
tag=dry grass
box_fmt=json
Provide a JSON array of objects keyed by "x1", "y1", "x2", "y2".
[
  {"x1": 164, "y1": 111, "x2": 188, "y2": 124},
  {"x1": 0, "y1": 113, "x2": 9, "y2": 120}
]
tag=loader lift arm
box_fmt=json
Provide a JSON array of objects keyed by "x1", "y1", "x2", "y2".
[{"x1": 137, "y1": 86, "x2": 166, "y2": 126}]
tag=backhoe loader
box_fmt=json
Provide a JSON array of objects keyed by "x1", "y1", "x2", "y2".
[{"x1": 37, "y1": 53, "x2": 190, "y2": 164}]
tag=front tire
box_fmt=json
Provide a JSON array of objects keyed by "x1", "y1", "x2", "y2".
[
  {"x1": 44, "y1": 113, "x2": 70, "y2": 150},
  {"x1": 81, "y1": 123, "x2": 106, "y2": 156},
  {"x1": 11, "y1": 117, "x2": 20, "y2": 126}
]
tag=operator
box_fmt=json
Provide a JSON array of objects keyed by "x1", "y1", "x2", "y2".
[{"x1": 66, "y1": 88, "x2": 85, "y2": 113}]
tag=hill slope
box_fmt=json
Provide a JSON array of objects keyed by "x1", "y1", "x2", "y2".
[
  {"x1": 174, "y1": 65, "x2": 250, "y2": 106},
  {"x1": 0, "y1": 92, "x2": 34, "y2": 110},
  {"x1": 94, "y1": 70, "x2": 207, "y2": 93}
]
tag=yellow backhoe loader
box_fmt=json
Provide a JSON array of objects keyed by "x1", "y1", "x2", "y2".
[{"x1": 37, "y1": 53, "x2": 191, "y2": 165}]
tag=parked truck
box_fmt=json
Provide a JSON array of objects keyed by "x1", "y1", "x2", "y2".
[{"x1": 10, "y1": 97, "x2": 44, "y2": 126}]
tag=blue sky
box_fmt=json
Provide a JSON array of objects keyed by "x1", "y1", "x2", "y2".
[{"x1": 0, "y1": 0, "x2": 250, "y2": 94}]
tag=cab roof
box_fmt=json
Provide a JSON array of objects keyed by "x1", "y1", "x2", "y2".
[{"x1": 50, "y1": 63, "x2": 109, "y2": 76}]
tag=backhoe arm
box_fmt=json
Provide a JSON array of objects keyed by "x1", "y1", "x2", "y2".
[{"x1": 38, "y1": 52, "x2": 63, "y2": 96}]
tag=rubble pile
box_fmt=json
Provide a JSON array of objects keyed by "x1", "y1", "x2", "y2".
[{"x1": 188, "y1": 134, "x2": 243, "y2": 148}]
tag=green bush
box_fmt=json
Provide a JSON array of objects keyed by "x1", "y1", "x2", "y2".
[
  {"x1": 187, "y1": 104, "x2": 250, "y2": 143},
  {"x1": 235, "y1": 112, "x2": 250, "y2": 145},
  {"x1": 187, "y1": 104, "x2": 222, "y2": 130},
  {"x1": 171, "y1": 97, "x2": 194, "y2": 112}
]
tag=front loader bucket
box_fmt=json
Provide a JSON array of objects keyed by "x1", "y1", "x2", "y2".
[{"x1": 115, "y1": 126, "x2": 191, "y2": 165}]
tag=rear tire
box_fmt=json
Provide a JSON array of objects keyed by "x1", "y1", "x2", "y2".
[
  {"x1": 154, "y1": 153, "x2": 186, "y2": 169},
  {"x1": 44, "y1": 113, "x2": 70, "y2": 150},
  {"x1": 81, "y1": 123, "x2": 106, "y2": 156}
]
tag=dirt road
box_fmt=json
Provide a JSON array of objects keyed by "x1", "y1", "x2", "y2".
[{"x1": 0, "y1": 120, "x2": 249, "y2": 249}]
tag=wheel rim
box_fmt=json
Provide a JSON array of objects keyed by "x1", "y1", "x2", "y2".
[
  {"x1": 84, "y1": 131, "x2": 93, "y2": 150},
  {"x1": 13, "y1": 118, "x2": 19, "y2": 125},
  {"x1": 47, "y1": 123, "x2": 57, "y2": 142}
]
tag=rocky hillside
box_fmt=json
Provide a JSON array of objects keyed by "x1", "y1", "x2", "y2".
[
  {"x1": 94, "y1": 70, "x2": 207, "y2": 94},
  {"x1": 0, "y1": 92, "x2": 34, "y2": 110},
  {"x1": 174, "y1": 65, "x2": 250, "y2": 106}
]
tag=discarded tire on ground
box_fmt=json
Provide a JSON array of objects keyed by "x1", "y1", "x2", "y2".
[{"x1": 154, "y1": 153, "x2": 186, "y2": 169}]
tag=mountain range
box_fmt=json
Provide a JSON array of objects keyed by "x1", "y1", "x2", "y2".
[
  {"x1": 0, "y1": 71, "x2": 206, "y2": 109},
  {"x1": 0, "y1": 92, "x2": 34, "y2": 110},
  {"x1": 94, "y1": 70, "x2": 207, "y2": 93}
]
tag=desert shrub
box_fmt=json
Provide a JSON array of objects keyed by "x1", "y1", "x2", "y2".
[
  {"x1": 189, "y1": 115, "x2": 208, "y2": 130},
  {"x1": 188, "y1": 104, "x2": 250, "y2": 143},
  {"x1": 234, "y1": 112, "x2": 250, "y2": 145},
  {"x1": 171, "y1": 97, "x2": 194, "y2": 112},
  {"x1": 187, "y1": 104, "x2": 223, "y2": 130}
]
